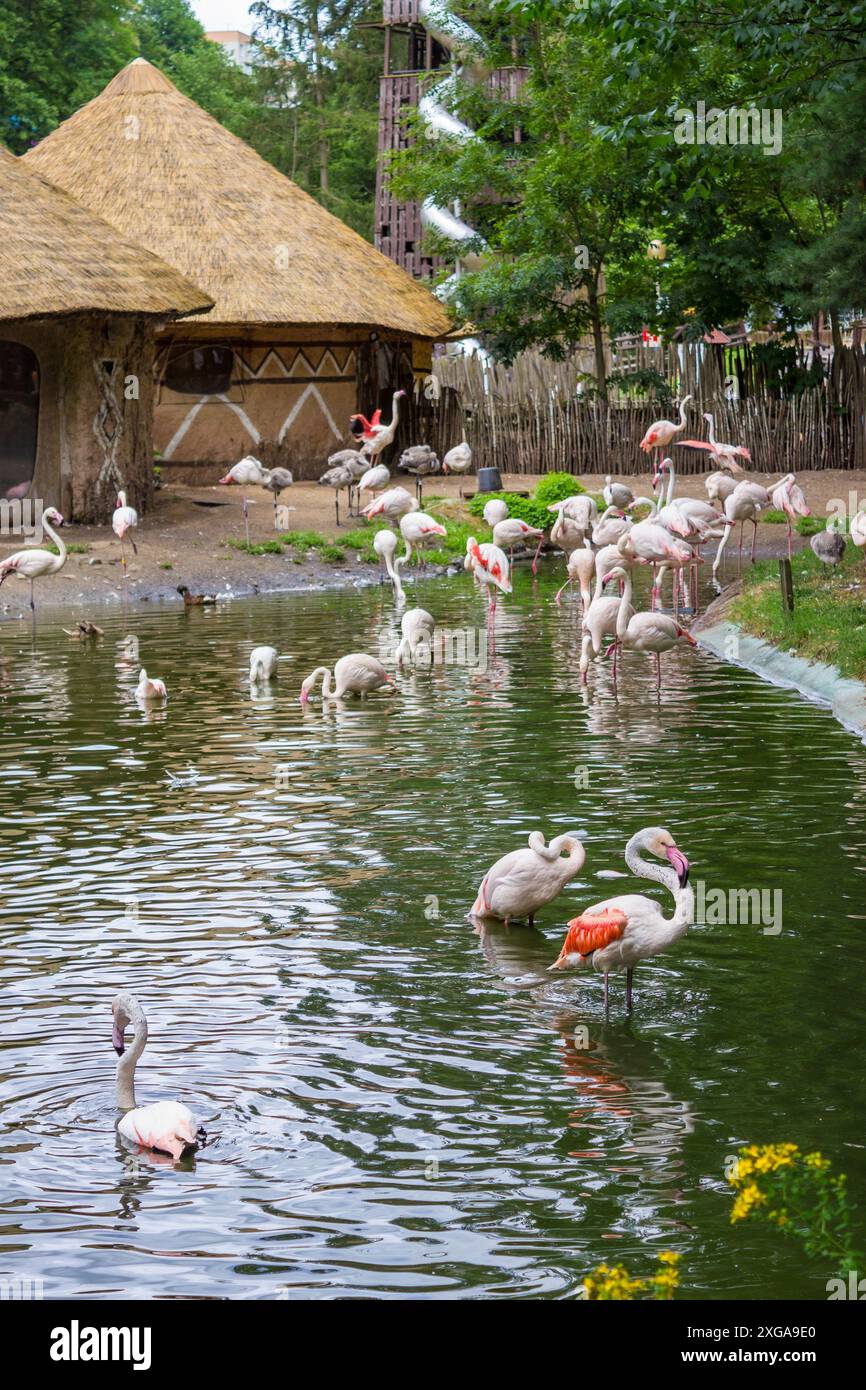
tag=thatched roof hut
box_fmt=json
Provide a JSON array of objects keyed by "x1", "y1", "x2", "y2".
[
  {"x1": 0, "y1": 147, "x2": 212, "y2": 519},
  {"x1": 24, "y1": 58, "x2": 452, "y2": 476}
]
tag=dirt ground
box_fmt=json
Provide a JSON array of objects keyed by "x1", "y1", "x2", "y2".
[{"x1": 1, "y1": 467, "x2": 863, "y2": 616}]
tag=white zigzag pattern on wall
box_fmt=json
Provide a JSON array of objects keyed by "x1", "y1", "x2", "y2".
[
  {"x1": 162, "y1": 396, "x2": 261, "y2": 461},
  {"x1": 278, "y1": 384, "x2": 343, "y2": 443}
]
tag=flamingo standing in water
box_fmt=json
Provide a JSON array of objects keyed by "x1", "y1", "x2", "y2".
[
  {"x1": 112, "y1": 994, "x2": 204, "y2": 1161},
  {"x1": 465, "y1": 537, "x2": 512, "y2": 616},
  {"x1": 0, "y1": 506, "x2": 67, "y2": 613},
  {"x1": 136, "y1": 670, "x2": 168, "y2": 702},
  {"x1": 350, "y1": 389, "x2": 406, "y2": 460},
  {"x1": 470, "y1": 830, "x2": 586, "y2": 927},
  {"x1": 579, "y1": 545, "x2": 633, "y2": 681},
  {"x1": 555, "y1": 543, "x2": 596, "y2": 608},
  {"x1": 549, "y1": 826, "x2": 693, "y2": 1016},
  {"x1": 769, "y1": 473, "x2": 811, "y2": 560},
  {"x1": 395, "y1": 607, "x2": 435, "y2": 667},
  {"x1": 492, "y1": 517, "x2": 546, "y2": 574},
  {"x1": 602, "y1": 565, "x2": 697, "y2": 686},
  {"x1": 639, "y1": 395, "x2": 692, "y2": 456},
  {"x1": 373, "y1": 528, "x2": 405, "y2": 604},
  {"x1": 249, "y1": 646, "x2": 279, "y2": 682},
  {"x1": 712, "y1": 479, "x2": 771, "y2": 579},
  {"x1": 300, "y1": 653, "x2": 395, "y2": 702}
]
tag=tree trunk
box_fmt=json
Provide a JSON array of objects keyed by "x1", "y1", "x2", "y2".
[{"x1": 587, "y1": 280, "x2": 608, "y2": 404}]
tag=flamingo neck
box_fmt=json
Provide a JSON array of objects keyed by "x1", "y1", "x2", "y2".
[
  {"x1": 116, "y1": 1012, "x2": 147, "y2": 1111},
  {"x1": 678, "y1": 399, "x2": 688, "y2": 427},
  {"x1": 663, "y1": 461, "x2": 676, "y2": 508},
  {"x1": 615, "y1": 569, "x2": 633, "y2": 640},
  {"x1": 625, "y1": 838, "x2": 695, "y2": 939},
  {"x1": 41, "y1": 517, "x2": 66, "y2": 569}
]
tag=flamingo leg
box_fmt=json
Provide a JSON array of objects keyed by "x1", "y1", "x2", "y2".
[
  {"x1": 654, "y1": 650, "x2": 661, "y2": 689},
  {"x1": 29, "y1": 579, "x2": 35, "y2": 613},
  {"x1": 787, "y1": 520, "x2": 793, "y2": 562},
  {"x1": 626, "y1": 968, "x2": 634, "y2": 1014},
  {"x1": 751, "y1": 518, "x2": 758, "y2": 563},
  {"x1": 335, "y1": 494, "x2": 340, "y2": 528},
  {"x1": 531, "y1": 536, "x2": 543, "y2": 576},
  {"x1": 603, "y1": 972, "x2": 609, "y2": 1017},
  {"x1": 738, "y1": 523, "x2": 744, "y2": 576}
]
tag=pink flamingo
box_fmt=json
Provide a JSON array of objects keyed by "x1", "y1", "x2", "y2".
[
  {"x1": 549, "y1": 827, "x2": 693, "y2": 1015},
  {"x1": 712, "y1": 480, "x2": 771, "y2": 579},
  {"x1": 492, "y1": 517, "x2": 545, "y2": 574},
  {"x1": 0, "y1": 506, "x2": 67, "y2": 613},
  {"x1": 363, "y1": 485, "x2": 418, "y2": 525},
  {"x1": 470, "y1": 831, "x2": 586, "y2": 927},
  {"x1": 678, "y1": 412, "x2": 749, "y2": 474},
  {"x1": 112, "y1": 489, "x2": 138, "y2": 575},
  {"x1": 350, "y1": 390, "x2": 406, "y2": 459},
  {"x1": 602, "y1": 565, "x2": 697, "y2": 685},
  {"x1": 465, "y1": 537, "x2": 512, "y2": 616},
  {"x1": 617, "y1": 519, "x2": 694, "y2": 611},
  {"x1": 639, "y1": 395, "x2": 692, "y2": 455},
  {"x1": 555, "y1": 543, "x2": 595, "y2": 607},
  {"x1": 399, "y1": 510, "x2": 447, "y2": 570},
  {"x1": 769, "y1": 473, "x2": 811, "y2": 560},
  {"x1": 300, "y1": 653, "x2": 395, "y2": 703},
  {"x1": 136, "y1": 670, "x2": 167, "y2": 702},
  {"x1": 113, "y1": 994, "x2": 203, "y2": 1161}
]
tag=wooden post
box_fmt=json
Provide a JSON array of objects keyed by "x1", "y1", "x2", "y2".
[{"x1": 779, "y1": 557, "x2": 794, "y2": 612}]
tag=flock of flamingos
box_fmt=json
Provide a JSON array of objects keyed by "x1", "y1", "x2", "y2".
[{"x1": 2, "y1": 390, "x2": 865, "y2": 1163}]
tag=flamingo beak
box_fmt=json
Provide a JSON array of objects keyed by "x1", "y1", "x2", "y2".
[
  {"x1": 665, "y1": 845, "x2": 690, "y2": 887},
  {"x1": 217, "y1": 475, "x2": 232, "y2": 485},
  {"x1": 299, "y1": 690, "x2": 309, "y2": 705},
  {"x1": 112, "y1": 1022, "x2": 125, "y2": 1056}
]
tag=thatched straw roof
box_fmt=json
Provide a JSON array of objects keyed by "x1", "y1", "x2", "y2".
[
  {"x1": 0, "y1": 145, "x2": 212, "y2": 325},
  {"x1": 24, "y1": 58, "x2": 452, "y2": 340}
]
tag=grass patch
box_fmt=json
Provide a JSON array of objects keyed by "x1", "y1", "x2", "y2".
[
  {"x1": 318, "y1": 544, "x2": 345, "y2": 562},
  {"x1": 228, "y1": 538, "x2": 284, "y2": 556},
  {"x1": 49, "y1": 542, "x2": 90, "y2": 554},
  {"x1": 279, "y1": 529, "x2": 329, "y2": 552},
  {"x1": 159, "y1": 562, "x2": 173, "y2": 571},
  {"x1": 762, "y1": 509, "x2": 832, "y2": 537},
  {"x1": 729, "y1": 541, "x2": 866, "y2": 680}
]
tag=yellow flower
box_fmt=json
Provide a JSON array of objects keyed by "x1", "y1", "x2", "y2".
[
  {"x1": 731, "y1": 1182, "x2": 766, "y2": 1223},
  {"x1": 658, "y1": 1251, "x2": 680, "y2": 1265}
]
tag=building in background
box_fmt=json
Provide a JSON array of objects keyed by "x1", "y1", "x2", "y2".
[
  {"x1": 0, "y1": 147, "x2": 211, "y2": 521},
  {"x1": 24, "y1": 59, "x2": 450, "y2": 478},
  {"x1": 204, "y1": 30, "x2": 255, "y2": 73}
]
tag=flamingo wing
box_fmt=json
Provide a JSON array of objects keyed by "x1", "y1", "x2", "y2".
[
  {"x1": 553, "y1": 907, "x2": 628, "y2": 965},
  {"x1": 675, "y1": 440, "x2": 716, "y2": 452}
]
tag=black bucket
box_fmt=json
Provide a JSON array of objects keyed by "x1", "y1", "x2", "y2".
[{"x1": 477, "y1": 467, "x2": 503, "y2": 494}]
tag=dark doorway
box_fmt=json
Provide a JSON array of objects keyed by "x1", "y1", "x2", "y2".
[{"x1": 0, "y1": 341, "x2": 39, "y2": 499}]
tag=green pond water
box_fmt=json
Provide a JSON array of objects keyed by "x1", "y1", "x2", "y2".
[{"x1": 0, "y1": 564, "x2": 864, "y2": 1300}]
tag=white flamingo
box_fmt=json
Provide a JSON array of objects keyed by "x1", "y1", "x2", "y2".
[
  {"x1": 395, "y1": 607, "x2": 435, "y2": 667},
  {"x1": 769, "y1": 473, "x2": 811, "y2": 560},
  {"x1": 705, "y1": 471, "x2": 739, "y2": 508},
  {"x1": 555, "y1": 542, "x2": 596, "y2": 608},
  {"x1": 638, "y1": 395, "x2": 692, "y2": 455},
  {"x1": 218, "y1": 456, "x2": 264, "y2": 486},
  {"x1": 579, "y1": 545, "x2": 633, "y2": 682},
  {"x1": 300, "y1": 653, "x2": 395, "y2": 703},
  {"x1": 602, "y1": 565, "x2": 697, "y2": 686},
  {"x1": 851, "y1": 509, "x2": 866, "y2": 566},
  {"x1": 373, "y1": 528, "x2": 406, "y2": 604},
  {"x1": 350, "y1": 390, "x2": 406, "y2": 459},
  {"x1": 592, "y1": 506, "x2": 632, "y2": 549},
  {"x1": 363, "y1": 486, "x2": 418, "y2": 525},
  {"x1": 112, "y1": 490, "x2": 138, "y2": 572},
  {"x1": 249, "y1": 646, "x2": 278, "y2": 682},
  {"x1": 470, "y1": 830, "x2": 586, "y2": 927},
  {"x1": 551, "y1": 507, "x2": 589, "y2": 557},
  {"x1": 482, "y1": 498, "x2": 509, "y2": 527},
  {"x1": 0, "y1": 506, "x2": 67, "y2": 613},
  {"x1": 492, "y1": 517, "x2": 545, "y2": 574},
  {"x1": 549, "y1": 827, "x2": 693, "y2": 1016},
  {"x1": 136, "y1": 670, "x2": 167, "y2": 702},
  {"x1": 359, "y1": 463, "x2": 391, "y2": 502},
  {"x1": 399, "y1": 511, "x2": 447, "y2": 569},
  {"x1": 442, "y1": 439, "x2": 473, "y2": 495},
  {"x1": 465, "y1": 537, "x2": 512, "y2": 615},
  {"x1": 712, "y1": 479, "x2": 771, "y2": 579},
  {"x1": 112, "y1": 994, "x2": 203, "y2": 1161},
  {"x1": 678, "y1": 413, "x2": 750, "y2": 473}
]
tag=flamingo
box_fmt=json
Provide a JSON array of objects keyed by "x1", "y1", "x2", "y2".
[
  {"x1": 466, "y1": 537, "x2": 512, "y2": 615},
  {"x1": 442, "y1": 439, "x2": 473, "y2": 496},
  {"x1": 851, "y1": 509, "x2": 866, "y2": 566},
  {"x1": 136, "y1": 670, "x2": 167, "y2": 702},
  {"x1": 706, "y1": 471, "x2": 739, "y2": 508},
  {"x1": 363, "y1": 486, "x2": 418, "y2": 525},
  {"x1": 350, "y1": 389, "x2": 406, "y2": 459},
  {"x1": 592, "y1": 506, "x2": 632, "y2": 549},
  {"x1": 603, "y1": 476, "x2": 635, "y2": 510},
  {"x1": 218, "y1": 456, "x2": 264, "y2": 486},
  {"x1": 249, "y1": 646, "x2": 278, "y2": 682},
  {"x1": 712, "y1": 479, "x2": 771, "y2": 579},
  {"x1": 318, "y1": 461, "x2": 355, "y2": 526},
  {"x1": 618, "y1": 519, "x2": 695, "y2": 610},
  {"x1": 579, "y1": 544, "x2": 634, "y2": 682},
  {"x1": 492, "y1": 517, "x2": 546, "y2": 574},
  {"x1": 112, "y1": 490, "x2": 138, "y2": 573},
  {"x1": 469, "y1": 830, "x2": 586, "y2": 927},
  {"x1": 678, "y1": 413, "x2": 749, "y2": 474},
  {"x1": 359, "y1": 463, "x2": 391, "y2": 503},
  {"x1": 639, "y1": 395, "x2": 692, "y2": 455},
  {"x1": 395, "y1": 607, "x2": 435, "y2": 667},
  {"x1": 652, "y1": 458, "x2": 726, "y2": 610},
  {"x1": 399, "y1": 444, "x2": 440, "y2": 503},
  {"x1": 300, "y1": 653, "x2": 395, "y2": 702},
  {"x1": 0, "y1": 506, "x2": 67, "y2": 613},
  {"x1": 551, "y1": 507, "x2": 589, "y2": 557},
  {"x1": 549, "y1": 826, "x2": 693, "y2": 1016},
  {"x1": 769, "y1": 473, "x2": 811, "y2": 560},
  {"x1": 482, "y1": 498, "x2": 509, "y2": 527},
  {"x1": 810, "y1": 524, "x2": 847, "y2": 567},
  {"x1": 555, "y1": 542, "x2": 596, "y2": 608},
  {"x1": 373, "y1": 528, "x2": 406, "y2": 604},
  {"x1": 602, "y1": 565, "x2": 697, "y2": 686},
  {"x1": 112, "y1": 994, "x2": 204, "y2": 1161},
  {"x1": 259, "y1": 467, "x2": 294, "y2": 524},
  {"x1": 399, "y1": 511, "x2": 447, "y2": 569}
]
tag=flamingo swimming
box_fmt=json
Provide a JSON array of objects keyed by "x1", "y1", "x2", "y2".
[
  {"x1": 112, "y1": 993, "x2": 203, "y2": 1161},
  {"x1": 639, "y1": 395, "x2": 692, "y2": 455},
  {"x1": 549, "y1": 826, "x2": 693, "y2": 1015},
  {"x1": 136, "y1": 670, "x2": 167, "y2": 702},
  {"x1": 602, "y1": 565, "x2": 697, "y2": 687},
  {"x1": 0, "y1": 506, "x2": 67, "y2": 613},
  {"x1": 350, "y1": 389, "x2": 406, "y2": 459},
  {"x1": 470, "y1": 830, "x2": 586, "y2": 927},
  {"x1": 300, "y1": 653, "x2": 395, "y2": 702}
]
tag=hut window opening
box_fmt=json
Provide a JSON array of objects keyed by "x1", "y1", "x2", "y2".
[
  {"x1": 164, "y1": 345, "x2": 234, "y2": 396},
  {"x1": 0, "y1": 341, "x2": 39, "y2": 500}
]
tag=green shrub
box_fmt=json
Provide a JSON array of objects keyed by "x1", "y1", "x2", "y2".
[
  {"x1": 534, "y1": 472, "x2": 585, "y2": 506},
  {"x1": 467, "y1": 491, "x2": 551, "y2": 531}
]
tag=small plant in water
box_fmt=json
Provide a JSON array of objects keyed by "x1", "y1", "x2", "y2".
[
  {"x1": 582, "y1": 1251, "x2": 681, "y2": 1300},
  {"x1": 727, "y1": 1143, "x2": 859, "y2": 1275}
]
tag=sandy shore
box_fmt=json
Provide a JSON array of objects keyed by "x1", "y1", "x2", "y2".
[{"x1": 1, "y1": 468, "x2": 862, "y2": 616}]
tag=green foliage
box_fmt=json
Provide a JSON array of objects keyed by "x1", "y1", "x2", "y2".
[
  {"x1": 583, "y1": 1252, "x2": 681, "y2": 1301},
  {"x1": 468, "y1": 491, "x2": 550, "y2": 531},
  {"x1": 727, "y1": 1143, "x2": 859, "y2": 1277},
  {"x1": 533, "y1": 472, "x2": 585, "y2": 506},
  {"x1": 228, "y1": 538, "x2": 285, "y2": 556}
]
